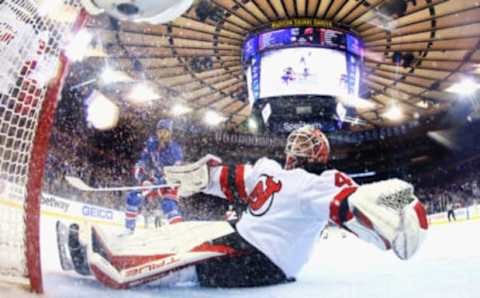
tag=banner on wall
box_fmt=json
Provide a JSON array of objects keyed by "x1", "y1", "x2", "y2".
[{"x1": 213, "y1": 131, "x2": 284, "y2": 147}]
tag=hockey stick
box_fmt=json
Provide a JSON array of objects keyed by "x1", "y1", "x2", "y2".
[{"x1": 65, "y1": 176, "x2": 178, "y2": 192}]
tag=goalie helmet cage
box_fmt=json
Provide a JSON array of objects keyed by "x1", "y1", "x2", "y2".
[{"x1": 0, "y1": 0, "x2": 87, "y2": 293}]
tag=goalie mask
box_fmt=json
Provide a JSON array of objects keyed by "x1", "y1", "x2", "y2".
[{"x1": 284, "y1": 126, "x2": 330, "y2": 170}]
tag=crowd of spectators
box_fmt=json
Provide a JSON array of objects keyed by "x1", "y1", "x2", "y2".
[
  {"x1": 413, "y1": 159, "x2": 480, "y2": 214},
  {"x1": 43, "y1": 126, "x2": 132, "y2": 210},
  {"x1": 41, "y1": 124, "x2": 284, "y2": 217},
  {"x1": 42, "y1": 114, "x2": 480, "y2": 218}
]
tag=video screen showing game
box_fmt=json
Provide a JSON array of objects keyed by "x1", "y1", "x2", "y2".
[{"x1": 259, "y1": 47, "x2": 360, "y2": 98}]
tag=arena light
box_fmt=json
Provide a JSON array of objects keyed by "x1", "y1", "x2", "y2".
[
  {"x1": 65, "y1": 29, "x2": 92, "y2": 62},
  {"x1": 383, "y1": 105, "x2": 404, "y2": 121},
  {"x1": 86, "y1": 90, "x2": 120, "y2": 131},
  {"x1": 171, "y1": 103, "x2": 192, "y2": 116},
  {"x1": 336, "y1": 94, "x2": 377, "y2": 111},
  {"x1": 446, "y1": 79, "x2": 480, "y2": 95},
  {"x1": 336, "y1": 102, "x2": 347, "y2": 121},
  {"x1": 248, "y1": 118, "x2": 258, "y2": 131},
  {"x1": 100, "y1": 67, "x2": 132, "y2": 85},
  {"x1": 127, "y1": 83, "x2": 159, "y2": 105},
  {"x1": 204, "y1": 110, "x2": 226, "y2": 126}
]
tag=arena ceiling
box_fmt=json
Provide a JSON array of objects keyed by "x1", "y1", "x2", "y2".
[{"x1": 84, "y1": 0, "x2": 480, "y2": 131}]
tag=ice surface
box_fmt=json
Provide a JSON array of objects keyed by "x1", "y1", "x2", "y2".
[{"x1": 22, "y1": 217, "x2": 480, "y2": 298}]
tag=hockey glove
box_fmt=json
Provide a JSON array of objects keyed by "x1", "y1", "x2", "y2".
[{"x1": 330, "y1": 179, "x2": 428, "y2": 260}]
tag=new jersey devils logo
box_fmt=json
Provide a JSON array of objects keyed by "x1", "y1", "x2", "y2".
[{"x1": 247, "y1": 174, "x2": 282, "y2": 216}]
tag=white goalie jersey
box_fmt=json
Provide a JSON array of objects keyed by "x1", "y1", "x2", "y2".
[{"x1": 203, "y1": 157, "x2": 357, "y2": 278}]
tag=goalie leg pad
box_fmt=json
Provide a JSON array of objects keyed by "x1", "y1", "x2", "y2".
[{"x1": 86, "y1": 222, "x2": 239, "y2": 289}]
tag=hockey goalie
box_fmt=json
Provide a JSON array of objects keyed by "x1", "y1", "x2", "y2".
[{"x1": 57, "y1": 125, "x2": 428, "y2": 289}]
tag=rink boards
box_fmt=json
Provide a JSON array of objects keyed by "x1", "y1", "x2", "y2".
[
  {"x1": 428, "y1": 205, "x2": 480, "y2": 225},
  {"x1": 0, "y1": 192, "x2": 147, "y2": 228},
  {"x1": 1, "y1": 192, "x2": 479, "y2": 228}
]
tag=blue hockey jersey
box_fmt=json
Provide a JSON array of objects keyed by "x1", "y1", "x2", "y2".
[{"x1": 134, "y1": 136, "x2": 183, "y2": 184}]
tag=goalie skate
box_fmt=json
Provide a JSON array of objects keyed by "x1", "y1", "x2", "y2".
[
  {"x1": 56, "y1": 221, "x2": 74, "y2": 271},
  {"x1": 55, "y1": 221, "x2": 91, "y2": 276}
]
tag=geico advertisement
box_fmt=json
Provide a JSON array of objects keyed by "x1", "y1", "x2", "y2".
[
  {"x1": 41, "y1": 192, "x2": 124, "y2": 223},
  {"x1": 81, "y1": 205, "x2": 114, "y2": 220}
]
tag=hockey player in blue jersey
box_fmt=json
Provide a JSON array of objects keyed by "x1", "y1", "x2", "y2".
[{"x1": 124, "y1": 118, "x2": 184, "y2": 234}]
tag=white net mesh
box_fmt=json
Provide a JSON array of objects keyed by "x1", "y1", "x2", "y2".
[{"x1": 0, "y1": 0, "x2": 83, "y2": 291}]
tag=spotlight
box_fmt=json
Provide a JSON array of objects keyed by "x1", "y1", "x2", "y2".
[
  {"x1": 446, "y1": 79, "x2": 479, "y2": 95},
  {"x1": 248, "y1": 118, "x2": 258, "y2": 132},
  {"x1": 100, "y1": 67, "x2": 132, "y2": 84},
  {"x1": 171, "y1": 104, "x2": 192, "y2": 116},
  {"x1": 383, "y1": 105, "x2": 404, "y2": 121},
  {"x1": 336, "y1": 102, "x2": 347, "y2": 121},
  {"x1": 204, "y1": 110, "x2": 226, "y2": 126},
  {"x1": 86, "y1": 90, "x2": 120, "y2": 130},
  {"x1": 127, "y1": 83, "x2": 159, "y2": 104},
  {"x1": 65, "y1": 29, "x2": 92, "y2": 62}
]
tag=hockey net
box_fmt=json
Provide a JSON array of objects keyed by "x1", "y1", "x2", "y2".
[{"x1": 0, "y1": 0, "x2": 86, "y2": 293}]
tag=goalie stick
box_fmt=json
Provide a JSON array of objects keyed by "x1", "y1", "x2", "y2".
[
  {"x1": 65, "y1": 176, "x2": 178, "y2": 192},
  {"x1": 66, "y1": 154, "x2": 218, "y2": 193}
]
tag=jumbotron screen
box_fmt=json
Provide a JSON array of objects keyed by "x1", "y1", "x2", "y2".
[
  {"x1": 243, "y1": 26, "x2": 364, "y2": 104},
  {"x1": 260, "y1": 47, "x2": 360, "y2": 98}
]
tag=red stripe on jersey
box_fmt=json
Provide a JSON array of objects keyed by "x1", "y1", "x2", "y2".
[
  {"x1": 329, "y1": 187, "x2": 356, "y2": 225},
  {"x1": 234, "y1": 165, "x2": 248, "y2": 202},
  {"x1": 168, "y1": 216, "x2": 183, "y2": 224},
  {"x1": 159, "y1": 187, "x2": 179, "y2": 199},
  {"x1": 125, "y1": 211, "x2": 138, "y2": 218},
  {"x1": 219, "y1": 166, "x2": 234, "y2": 203}
]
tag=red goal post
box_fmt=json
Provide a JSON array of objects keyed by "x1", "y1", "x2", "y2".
[{"x1": 0, "y1": 0, "x2": 87, "y2": 293}]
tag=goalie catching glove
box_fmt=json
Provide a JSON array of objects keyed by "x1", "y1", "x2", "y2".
[
  {"x1": 163, "y1": 154, "x2": 222, "y2": 196},
  {"x1": 330, "y1": 179, "x2": 428, "y2": 260}
]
